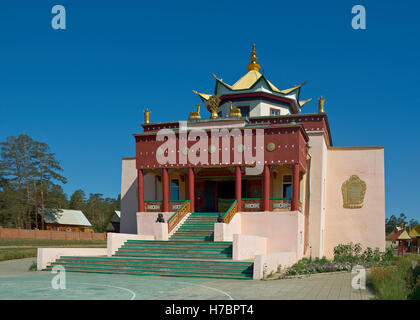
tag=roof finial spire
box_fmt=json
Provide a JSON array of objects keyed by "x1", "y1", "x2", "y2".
[{"x1": 247, "y1": 44, "x2": 261, "y2": 72}]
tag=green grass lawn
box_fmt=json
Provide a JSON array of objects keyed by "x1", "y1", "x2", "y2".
[{"x1": 0, "y1": 238, "x2": 107, "y2": 262}]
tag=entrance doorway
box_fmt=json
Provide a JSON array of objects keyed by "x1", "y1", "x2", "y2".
[
  {"x1": 217, "y1": 181, "x2": 235, "y2": 199},
  {"x1": 195, "y1": 180, "x2": 236, "y2": 213}
]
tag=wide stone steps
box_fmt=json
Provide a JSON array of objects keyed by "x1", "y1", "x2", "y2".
[
  {"x1": 44, "y1": 256, "x2": 253, "y2": 279},
  {"x1": 42, "y1": 213, "x2": 254, "y2": 280}
]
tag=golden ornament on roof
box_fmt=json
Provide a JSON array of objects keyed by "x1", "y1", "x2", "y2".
[
  {"x1": 189, "y1": 104, "x2": 201, "y2": 120},
  {"x1": 247, "y1": 44, "x2": 261, "y2": 72},
  {"x1": 318, "y1": 96, "x2": 325, "y2": 113},
  {"x1": 228, "y1": 101, "x2": 242, "y2": 118},
  {"x1": 207, "y1": 95, "x2": 220, "y2": 119},
  {"x1": 144, "y1": 108, "x2": 150, "y2": 124}
]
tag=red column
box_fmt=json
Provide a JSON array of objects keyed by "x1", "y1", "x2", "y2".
[
  {"x1": 235, "y1": 166, "x2": 242, "y2": 211},
  {"x1": 162, "y1": 168, "x2": 169, "y2": 212},
  {"x1": 263, "y1": 165, "x2": 270, "y2": 211},
  {"x1": 291, "y1": 163, "x2": 300, "y2": 211},
  {"x1": 188, "y1": 167, "x2": 195, "y2": 212},
  {"x1": 137, "y1": 169, "x2": 145, "y2": 212}
]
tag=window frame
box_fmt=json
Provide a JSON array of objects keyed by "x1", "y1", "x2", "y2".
[
  {"x1": 170, "y1": 178, "x2": 180, "y2": 201},
  {"x1": 282, "y1": 174, "x2": 293, "y2": 199},
  {"x1": 270, "y1": 107, "x2": 281, "y2": 116}
]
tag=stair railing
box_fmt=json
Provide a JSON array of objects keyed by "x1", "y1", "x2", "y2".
[
  {"x1": 167, "y1": 200, "x2": 191, "y2": 234},
  {"x1": 222, "y1": 200, "x2": 238, "y2": 224}
]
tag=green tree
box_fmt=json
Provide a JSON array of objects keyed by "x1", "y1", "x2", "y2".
[
  {"x1": 32, "y1": 141, "x2": 67, "y2": 229},
  {"x1": 85, "y1": 193, "x2": 105, "y2": 232},
  {"x1": 386, "y1": 215, "x2": 397, "y2": 235},
  {"x1": 409, "y1": 218, "x2": 419, "y2": 231},
  {"x1": 0, "y1": 135, "x2": 67, "y2": 229},
  {"x1": 397, "y1": 213, "x2": 408, "y2": 229},
  {"x1": 0, "y1": 135, "x2": 34, "y2": 228},
  {"x1": 69, "y1": 189, "x2": 87, "y2": 210},
  {"x1": 45, "y1": 183, "x2": 69, "y2": 210}
]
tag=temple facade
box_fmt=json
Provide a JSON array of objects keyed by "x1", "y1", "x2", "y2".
[{"x1": 120, "y1": 45, "x2": 385, "y2": 261}]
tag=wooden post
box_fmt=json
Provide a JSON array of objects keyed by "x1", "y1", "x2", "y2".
[
  {"x1": 188, "y1": 167, "x2": 195, "y2": 212},
  {"x1": 235, "y1": 166, "x2": 242, "y2": 212},
  {"x1": 162, "y1": 168, "x2": 169, "y2": 212}
]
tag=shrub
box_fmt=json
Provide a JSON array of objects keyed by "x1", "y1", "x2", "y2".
[
  {"x1": 285, "y1": 243, "x2": 397, "y2": 277},
  {"x1": 28, "y1": 261, "x2": 37, "y2": 271}
]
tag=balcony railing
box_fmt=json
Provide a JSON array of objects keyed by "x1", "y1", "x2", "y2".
[
  {"x1": 241, "y1": 198, "x2": 302, "y2": 212},
  {"x1": 242, "y1": 198, "x2": 263, "y2": 212},
  {"x1": 144, "y1": 200, "x2": 186, "y2": 212}
]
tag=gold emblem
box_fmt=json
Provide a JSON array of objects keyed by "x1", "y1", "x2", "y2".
[
  {"x1": 228, "y1": 101, "x2": 242, "y2": 118},
  {"x1": 182, "y1": 147, "x2": 189, "y2": 155},
  {"x1": 342, "y1": 175, "x2": 366, "y2": 209},
  {"x1": 318, "y1": 96, "x2": 325, "y2": 113},
  {"x1": 208, "y1": 145, "x2": 216, "y2": 154},
  {"x1": 207, "y1": 95, "x2": 220, "y2": 119},
  {"x1": 266, "y1": 142, "x2": 275, "y2": 152},
  {"x1": 143, "y1": 108, "x2": 150, "y2": 124},
  {"x1": 189, "y1": 104, "x2": 201, "y2": 120}
]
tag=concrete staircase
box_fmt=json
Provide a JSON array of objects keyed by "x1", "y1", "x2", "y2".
[
  {"x1": 43, "y1": 212, "x2": 253, "y2": 279},
  {"x1": 170, "y1": 212, "x2": 219, "y2": 241}
]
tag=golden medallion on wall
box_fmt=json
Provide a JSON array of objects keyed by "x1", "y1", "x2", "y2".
[
  {"x1": 341, "y1": 175, "x2": 366, "y2": 209},
  {"x1": 266, "y1": 142, "x2": 275, "y2": 152}
]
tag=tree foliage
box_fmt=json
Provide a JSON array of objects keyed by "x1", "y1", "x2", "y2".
[
  {"x1": 386, "y1": 213, "x2": 419, "y2": 235},
  {"x1": 0, "y1": 134, "x2": 120, "y2": 231}
]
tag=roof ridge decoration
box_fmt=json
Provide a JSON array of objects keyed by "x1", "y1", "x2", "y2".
[
  {"x1": 192, "y1": 45, "x2": 312, "y2": 114},
  {"x1": 247, "y1": 44, "x2": 261, "y2": 71}
]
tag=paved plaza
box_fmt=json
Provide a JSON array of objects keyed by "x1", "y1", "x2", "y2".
[{"x1": 0, "y1": 258, "x2": 375, "y2": 300}]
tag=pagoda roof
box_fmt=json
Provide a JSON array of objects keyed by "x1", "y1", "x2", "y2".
[
  {"x1": 398, "y1": 230, "x2": 411, "y2": 241},
  {"x1": 409, "y1": 225, "x2": 420, "y2": 237},
  {"x1": 387, "y1": 229, "x2": 403, "y2": 242},
  {"x1": 193, "y1": 45, "x2": 311, "y2": 113}
]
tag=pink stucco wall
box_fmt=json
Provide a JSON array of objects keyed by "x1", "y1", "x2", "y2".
[
  {"x1": 241, "y1": 211, "x2": 304, "y2": 257},
  {"x1": 136, "y1": 212, "x2": 173, "y2": 236},
  {"x1": 323, "y1": 147, "x2": 385, "y2": 258},
  {"x1": 307, "y1": 132, "x2": 328, "y2": 258}
]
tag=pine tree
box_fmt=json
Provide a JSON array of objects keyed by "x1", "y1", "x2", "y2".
[
  {"x1": 0, "y1": 136, "x2": 32, "y2": 228},
  {"x1": 69, "y1": 189, "x2": 86, "y2": 210},
  {"x1": 0, "y1": 135, "x2": 67, "y2": 229},
  {"x1": 32, "y1": 141, "x2": 67, "y2": 229}
]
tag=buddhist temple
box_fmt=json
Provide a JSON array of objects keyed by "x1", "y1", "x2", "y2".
[{"x1": 117, "y1": 45, "x2": 385, "y2": 278}]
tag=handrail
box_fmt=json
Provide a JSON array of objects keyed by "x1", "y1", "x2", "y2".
[
  {"x1": 167, "y1": 200, "x2": 190, "y2": 233},
  {"x1": 222, "y1": 200, "x2": 238, "y2": 224}
]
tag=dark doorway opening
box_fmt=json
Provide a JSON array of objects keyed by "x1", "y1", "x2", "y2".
[
  {"x1": 217, "y1": 181, "x2": 235, "y2": 199},
  {"x1": 204, "y1": 181, "x2": 217, "y2": 212}
]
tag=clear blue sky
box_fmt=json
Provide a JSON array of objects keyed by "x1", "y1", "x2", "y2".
[{"x1": 0, "y1": 1, "x2": 419, "y2": 220}]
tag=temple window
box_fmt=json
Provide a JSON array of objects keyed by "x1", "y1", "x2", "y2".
[
  {"x1": 270, "y1": 108, "x2": 280, "y2": 116},
  {"x1": 170, "y1": 179, "x2": 180, "y2": 200},
  {"x1": 282, "y1": 174, "x2": 292, "y2": 199}
]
